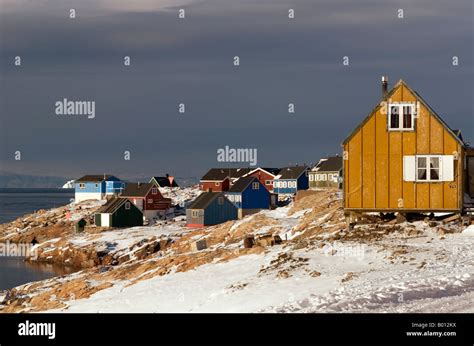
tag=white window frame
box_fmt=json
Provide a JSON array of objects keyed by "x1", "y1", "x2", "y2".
[
  {"x1": 147, "y1": 198, "x2": 153, "y2": 204},
  {"x1": 192, "y1": 210, "x2": 199, "y2": 218},
  {"x1": 151, "y1": 187, "x2": 158, "y2": 195},
  {"x1": 218, "y1": 196, "x2": 224, "y2": 205},
  {"x1": 252, "y1": 182, "x2": 259, "y2": 190},
  {"x1": 79, "y1": 183, "x2": 85, "y2": 189},
  {"x1": 388, "y1": 103, "x2": 416, "y2": 131},
  {"x1": 309, "y1": 174, "x2": 314, "y2": 182},
  {"x1": 265, "y1": 180, "x2": 272, "y2": 185},
  {"x1": 403, "y1": 155, "x2": 454, "y2": 182},
  {"x1": 215, "y1": 182, "x2": 220, "y2": 186},
  {"x1": 125, "y1": 201, "x2": 131, "y2": 210},
  {"x1": 416, "y1": 155, "x2": 441, "y2": 182}
]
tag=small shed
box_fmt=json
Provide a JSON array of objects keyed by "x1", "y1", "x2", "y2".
[
  {"x1": 95, "y1": 197, "x2": 143, "y2": 228},
  {"x1": 75, "y1": 218, "x2": 87, "y2": 233},
  {"x1": 186, "y1": 192, "x2": 237, "y2": 227}
]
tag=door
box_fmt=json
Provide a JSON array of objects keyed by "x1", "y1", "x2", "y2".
[
  {"x1": 101, "y1": 214, "x2": 110, "y2": 227},
  {"x1": 468, "y1": 157, "x2": 474, "y2": 197},
  {"x1": 270, "y1": 194, "x2": 276, "y2": 207}
]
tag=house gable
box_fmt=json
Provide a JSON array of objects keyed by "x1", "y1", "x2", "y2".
[
  {"x1": 343, "y1": 79, "x2": 464, "y2": 211},
  {"x1": 343, "y1": 79, "x2": 464, "y2": 147}
]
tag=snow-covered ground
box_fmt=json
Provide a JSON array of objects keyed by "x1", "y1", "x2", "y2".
[
  {"x1": 2, "y1": 188, "x2": 473, "y2": 313},
  {"x1": 47, "y1": 219, "x2": 474, "y2": 313}
]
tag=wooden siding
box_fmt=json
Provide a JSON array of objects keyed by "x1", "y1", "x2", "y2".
[{"x1": 344, "y1": 81, "x2": 463, "y2": 212}]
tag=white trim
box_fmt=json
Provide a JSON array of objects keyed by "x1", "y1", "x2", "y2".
[
  {"x1": 242, "y1": 168, "x2": 277, "y2": 179},
  {"x1": 403, "y1": 155, "x2": 454, "y2": 182}
]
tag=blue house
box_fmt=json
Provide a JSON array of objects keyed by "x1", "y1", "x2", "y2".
[
  {"x1": 273, "y1": 166, "x2": 309, "y2": 196},
  {"x1": 225, "y1": 176, "x2": 270, "y2": 218},
  {"x1": 74, "y1": 175, "x2": 126, "y2": 203},
  {"x1": 186, "y1": 192, "x2": 237, "y2": 227}
]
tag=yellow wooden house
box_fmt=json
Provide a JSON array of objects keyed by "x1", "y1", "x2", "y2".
[{"x1": 342, "y1": 77, "x2": 468, "y2": 217}]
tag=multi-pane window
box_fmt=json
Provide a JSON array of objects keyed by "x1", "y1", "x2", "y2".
[
  {"x1": 252, "y1": 182, "x2": 259, "y2": 190},
  {"x1": 218, "y1": 196, "x2": 224, "y2": 205},
  {"x1": 192, "y1": 210, "x2": 199, "y2": 217},
  {"x1": 151, "y1": 187, "x2": 158, "y2": 195},
  {"x1": 388, "y1": 103, "x2": 415, "y2": 130},
  {"x1": 416, "y1": 157, "x2": 440, "y2": 181},
  {"x1": 404, "y1": 155, "x2": 452, "y2": 182},
  {"x1": 125, "y1": 202, "x2": 131, "y2": 210}
]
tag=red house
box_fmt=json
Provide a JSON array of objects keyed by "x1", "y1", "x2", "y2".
[
  {"x1": 120, "y1": 182, "x2": 172, "y2": 220},
  {"x1": 243, "y1": 167, "x2": 280, "y2": 192},
  {"x1": 199, "y1": 168, "x2": 251, "y2": 192}
]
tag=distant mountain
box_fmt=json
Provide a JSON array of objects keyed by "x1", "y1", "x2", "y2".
[{"x1": 0, "y1": 173, "x2": 70, "y2": 188}]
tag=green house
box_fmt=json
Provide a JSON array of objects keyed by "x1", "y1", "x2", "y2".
[{"x1": 95, "y1": 197, "x2": 143, "y2": 228}]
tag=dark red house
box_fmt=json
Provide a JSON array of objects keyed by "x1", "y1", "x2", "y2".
[
  {"x1": 243, "y1": 167, "x2": 280, "y2": 192},
  {"x1": 120, "y1": 182, "x2": 172, "y2": 220},
  {"x1": 199, "y1": 168, "x2": 251, "y2": 192}
]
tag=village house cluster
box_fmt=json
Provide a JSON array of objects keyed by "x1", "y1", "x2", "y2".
[{"x1": 73, "y1": 78, "x2": 474, "y2": 230}]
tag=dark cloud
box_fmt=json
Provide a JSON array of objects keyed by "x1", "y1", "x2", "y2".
[{"x1": 0, "y1": 0, "x2": 472, "y2": 180}]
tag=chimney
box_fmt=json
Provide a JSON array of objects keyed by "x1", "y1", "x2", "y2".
[
  {"x1": 381, "y1": 76, "x2": 388, "y2": 98},
  {"x1": 137, "y1": 182, "x2": 141, "y2": 188}
]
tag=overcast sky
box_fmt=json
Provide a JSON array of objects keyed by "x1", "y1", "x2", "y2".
[{"x1": 0, "y1": 0, "x2": 472, "y2": 181}]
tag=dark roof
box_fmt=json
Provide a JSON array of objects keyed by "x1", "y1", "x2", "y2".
[
  {"x1": 121, "y1": 183, "x2": 153, "y2": 197},
  {"x1": 97, "y1": 198, "x2": 128, "y2": 214},
  {"x1": 277, "y1": 166, "x2": 308, "y2": 180},
  {"x1": 342, "y1": 79, "x2": 465, "y2": 147},
  {"x1": 188, "y1": 192, "x2": 223, "y2": 209},
  {"x1": 314, "y1": 156, "x2": 343, "y2": 172},
  {"x1": 201, "y1": 168, "x2": 252, "y2": 181},
  {"x1": 452, "y1": 129, "x2": 463, "y2": 142},
  {"x1": 151, "y1": 176, "x2": 179, "y2": 187},
  {"x1": 76, "y1": 175, "x2": 118, "y2": 182},
  {"x1": 228, "y1": 176, "x2": 258, "y2": 193},
  {"x1": 262, "y1": 168, "x2": 281, "y2": 176}
]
